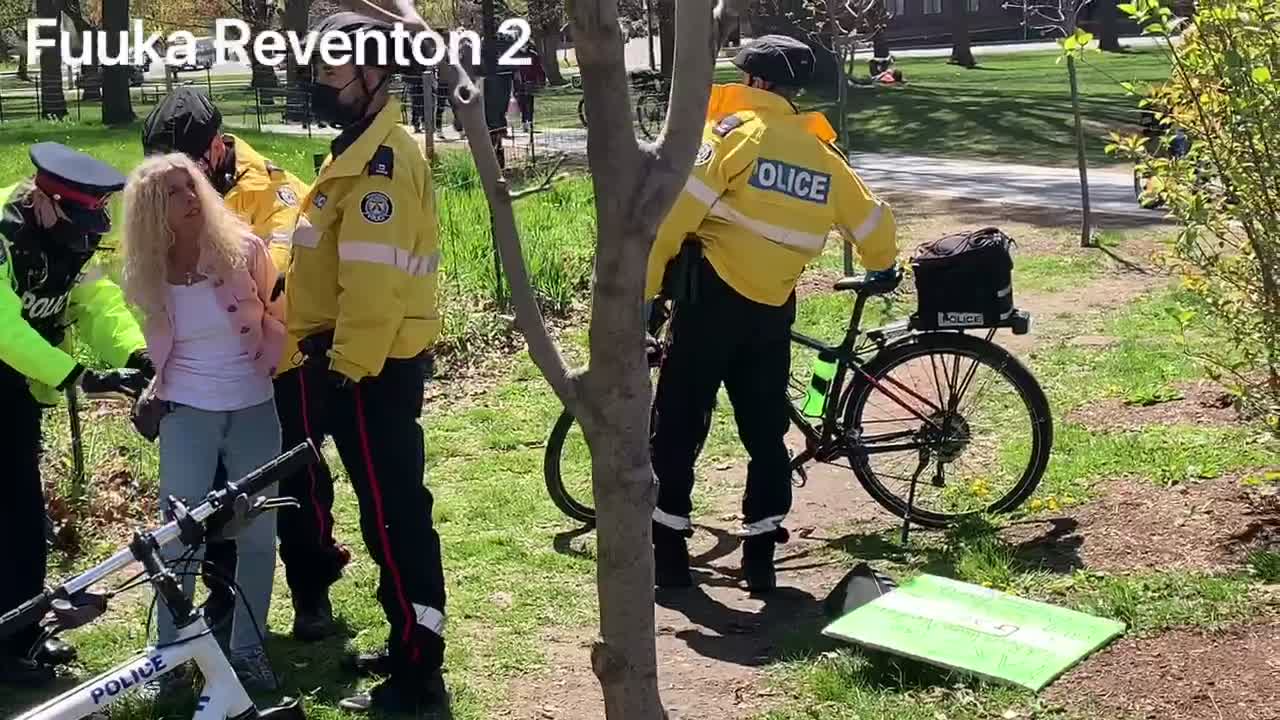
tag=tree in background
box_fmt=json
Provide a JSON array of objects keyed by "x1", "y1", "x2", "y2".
[
  {"x1": 1112, "y1": 0, "x2": 1280, "y2": 427},
  {"x1": 951, "y1": 0, "x2": 975, "y2": 66},
  {"x1": 101, "y1": 0, "x2": 133, "y2": 123},
  {"x1": 35, "y1": 0, "x2": 66, "y2": 118},
  {"x1": 527, "y1": 0, "x2": 565, "y2": 84}
]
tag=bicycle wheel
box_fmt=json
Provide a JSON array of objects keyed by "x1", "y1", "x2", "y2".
[
  {"x1": 578, "y1": 97, "x2": 588, "y2": 128},
  {"x1": 842, "y1": 332, "x2": 1052, "y2": 528},
  {"x1": 636, "y1": 93, "x2": 665, "y2": 140},
  {"x1": 544, "y1": 409, "x2": 596, "y2": 524}
]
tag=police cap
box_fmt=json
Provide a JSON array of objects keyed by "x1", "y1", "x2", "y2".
[
  {"x1": 141, "y1": 88, "x2": 222, "y2": 158},
  {"x1": 731, "y1": 34, "x2": 816, "y2": 88},
  {"x1": 29, "y1": 142, "x2": 126, "y2": 235}
]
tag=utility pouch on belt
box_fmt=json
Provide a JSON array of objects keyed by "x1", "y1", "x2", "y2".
[
  {"x1": 298, "y1": 328, "x2": 336, "y2": 368},
  {"x1": 661, "y1": 235, "x2": 704, "y2": 305}
]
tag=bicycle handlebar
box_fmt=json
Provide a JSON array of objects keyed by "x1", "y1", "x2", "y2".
[{"x1": 0, "y1": 440, "x2": 320, "y2": 640}]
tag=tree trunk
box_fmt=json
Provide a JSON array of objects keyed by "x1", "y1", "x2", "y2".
[
  {"x1": 657, "y1": 0, "x2": 673, "y2": 77},
  {"x1": 949, "y1": 0, "x2": 976, "y2": 67},
  {"x1": 36, "y1": 0, "x2": 66, "y2": 118},
  {"x1": 18, "y1": 45, "x2": 29, "y2": 81},
  {"x1": 1099, "y1": 0, "x2": 1123, "y2": 52},
  {"x1": 538, "y1": 33, "x2": 566, "y2": 85},
  {"x1": 80, "y1": 64, "x2": 102, "y2": 100},
  {"x1": 284, "y1": 0, "x2": 310, "y2": 119},
  {"x1": 1067, "y1": 55, "x2": 1094, "y2": 247},
  {"x1": 102, "y1": 0, "x2": 133, "y2": 125}
]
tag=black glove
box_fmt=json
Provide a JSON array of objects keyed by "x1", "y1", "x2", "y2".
[
  {"x1": 297, "y1": 329, "x2": 335, "y2": 371},
  {"x1": 125, "y1": 350, "x2": 156, "y2": 381},
  {"x1": 79, "y1": 368, "x2": 148, "y2": 400},
  {"x1": 57, "y1": 363, "x2": 85, "y2": 392},
  {"x1": 271, "y1": 274, "x2": 286, "y2": 302}
]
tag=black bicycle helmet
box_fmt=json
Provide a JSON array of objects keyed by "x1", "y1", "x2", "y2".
[
  {"x1": 141, "y1": 87, "x2": 222, "y2": 157},
  {"x1": 731, "y1": 34, "x2": 816, "y2": 88},
  {"x1": 310, "y1": 12, "x2": 398, "y2": 68}
]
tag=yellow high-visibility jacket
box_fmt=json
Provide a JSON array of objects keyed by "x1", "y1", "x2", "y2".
[
  {"x1": 284, "y1": 99, "x2": 440, "y2": 382},
  {"x1": 223, "y1": 134, "x2": 310, "y2": 274},
  {"x1": 0, "y1": 182, "x2": 146, "y2": 406},
  {"x1": 646, "y1": 84, "x2": 899, "y2": 307}
]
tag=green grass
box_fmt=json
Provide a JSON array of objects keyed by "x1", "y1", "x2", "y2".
[
  {"x1": 810, "y1": 49, "x2": 1173, "y2": 166},
  {"x1": 1015, "y1": 253, "x2": 1106, "y2": 293},
  {"x1": 1248, "y1": 551, "x2": 1280, "y2": 584}
]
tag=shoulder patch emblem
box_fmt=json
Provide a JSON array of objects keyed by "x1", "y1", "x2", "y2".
[
  {"x1": 368, "y1": 145, "x2": 395, "y2": 179},
  {"x1": 313, "y1": 193, "x2": 327, "y2": 209},
  {"x1": 713, "y1": 114, "x2": 745, "y2": 137},
  {"x1": 277, "y1": 186, "x2": 298, "y2": 207},
  {"x1": 360, "y1": 191, "x2": 393, "y2": 224},
  {"x1": 694, "y1": 142, "x2": 715, "y2": 167}
]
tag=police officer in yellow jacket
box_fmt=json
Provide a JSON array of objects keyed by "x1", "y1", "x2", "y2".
[
  {"x1": 288, "y1": 13, "x2": 446, "y2": 714},
  {"x1": 140, "y1": 89, "x2": 353, "y2": 644},
  {"x1": 0, "y1": 144, "x2": 151, "y2": 684},
  {"x1": 646, "y1": 36, "x2": 900, "y2": 592}
]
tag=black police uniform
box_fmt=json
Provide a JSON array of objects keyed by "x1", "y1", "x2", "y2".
[{"x1": 0, "y1": 144, "x2": 150, "y2": 679}]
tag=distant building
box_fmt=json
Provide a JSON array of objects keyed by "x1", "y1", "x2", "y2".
[{"x1": 876, "y1": 0, "x2": 1192, "y2": 47}]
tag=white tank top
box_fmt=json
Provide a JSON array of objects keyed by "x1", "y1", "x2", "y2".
[{"x1": 159, "y1": 278, "x2": 273, "y2": 411}]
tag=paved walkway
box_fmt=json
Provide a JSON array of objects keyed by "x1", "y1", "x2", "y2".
[{"x1": 236, "y1": 120, "x2": 1155, "y2": 219}]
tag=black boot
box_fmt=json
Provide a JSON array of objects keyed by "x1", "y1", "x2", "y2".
[
  {"x1": 292, "y1": 594, "x2": 337, "y2": 642},
  {"x1": 32, "y1": 637, "x2": 76, "y2": 667},
  {"x1": 741, "y1": 528, "x2": 789, "y2": 593},
  {"x1": 653, "y1": 523, "x2": 692, "y2": 588},
  {"x1": 338, "y1": 670, "x2": 451, "y2": 715}
]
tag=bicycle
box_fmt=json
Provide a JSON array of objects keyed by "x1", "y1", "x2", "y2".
[
  {"x1": 574, "y1": 69, "x2": 669, "y2": 141},
  {"x1": 544, "y1": 274, "x2": 1053, "y2": 537},
  {"x1": 3, "y1": 441, "x2": 321, "y2": 720}
]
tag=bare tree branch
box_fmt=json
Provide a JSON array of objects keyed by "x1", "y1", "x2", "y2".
[
  {"x1": 342, "y1": 0, "x2": 577, "y2": 407},
  {"x1": 510, "y1": 155, "x2": 569, "y2": 200}
]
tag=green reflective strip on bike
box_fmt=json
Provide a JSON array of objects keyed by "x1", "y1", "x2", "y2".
[{"x1": 802, "y1": 351, "x2": 838, "y2": 418}]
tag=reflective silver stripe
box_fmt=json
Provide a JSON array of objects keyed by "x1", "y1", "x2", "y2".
[
  {"x1": 292, "y1": 222, "x2": 320, "y2": 248},
  {"x1": 740, "y1": 514, "x2": 786, "y2": 537},
  {"x1": 268, "y1": 230, "x2": 291, "y2": 247},
  {"x1": 413, "y1": 603, "x2": 446, "y2": 636},
  {"x1": 850, "y1": 204, "x2": 885, "y2": 242},
  {"x1": 996, "y1": 285, "x2": 1012, "y2": 298},
  {"x1": 653, "y1": 508, "x2": 692, "y2": 532},
  {"x1": 685, "y1": 177, "x2": 826, "y2": 252},
  {"x1": 339, "y1": 242, "x2": 439, "y2": 277}
]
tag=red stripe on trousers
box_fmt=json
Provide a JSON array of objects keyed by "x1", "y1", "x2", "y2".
[
  {"x1": 353, "y1": 386, "x2": 418, "y2": 656},
  {"x1": 297, "y1": 371, "x2": 328, "y2": 542}
]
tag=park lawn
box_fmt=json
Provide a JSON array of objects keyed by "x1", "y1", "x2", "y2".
[{"x1": 812, "y1": 48, "x2": 1172, "y2": 167}]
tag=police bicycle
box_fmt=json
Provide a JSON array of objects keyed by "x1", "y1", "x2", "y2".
[
  {"x1": 543, "y1": 269, "x2": 1053, "y2": 536},
  {"x1": 2, "y1": 441, "x2": 321, "y2": 720}
]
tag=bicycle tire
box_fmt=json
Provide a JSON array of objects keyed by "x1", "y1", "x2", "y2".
[
  {"x1": 842, "y1": 332, "x2": 1053, "y2": 528},
  {"x1": 578, "y1": 97, "x2": 588, "y2": 128},
  {"x1": 544, "y1": 409, "x2": 596, "y2": 525},
  {"x1": 636, "y1": 93, "x2": 665, "y2": 141}
]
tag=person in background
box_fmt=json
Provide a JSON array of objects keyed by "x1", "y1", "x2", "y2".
[
  {"x1": 513, "y1": 46, "x2": 547, "y2": 134},
  {"x1": 0, "y1": 143, "x2": 152, "y2": 685},
  {"x1": 294, "y1": 11, "x2": 448, "y2": 713},
  {"x1": 645, "y1": 35, "x2": 899, "y2": 593},
  {"x1": 140, "y1": 89, "x2": 351, "y2": 644},
  {"x1": 434, "y1": 73, "x2": 461, "y2": 139},
  {"x1": 120, "y1": 153, "x2": 286, "y2": 695},
  {"x1": 405, "y1": 72, "x2": 427, "y2": 134},
  {"x1": 483, "y1": 30, "x2": 518, "y2": 167}
]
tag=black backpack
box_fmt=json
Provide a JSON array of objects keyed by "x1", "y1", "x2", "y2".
[{"x1": 909, "y1": 227, "x2": 1016, "y2": 331}]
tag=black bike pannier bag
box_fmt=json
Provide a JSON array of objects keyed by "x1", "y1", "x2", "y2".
[{"x1": 910, "y1": 227, "x2": 1015, "y2": 330}]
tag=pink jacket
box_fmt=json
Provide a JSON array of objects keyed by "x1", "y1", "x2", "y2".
[{"x1": 144, "y1": 233, "x2": 286, "y2": 398}]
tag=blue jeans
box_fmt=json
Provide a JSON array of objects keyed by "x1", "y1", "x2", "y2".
[{"x1": 156, "y1": 400, "x2": 282, "y2": 654}]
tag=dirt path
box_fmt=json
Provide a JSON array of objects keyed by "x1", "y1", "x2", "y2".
[{"x1": 503, "y1": 216, "x2": 1271, "y2": 719}]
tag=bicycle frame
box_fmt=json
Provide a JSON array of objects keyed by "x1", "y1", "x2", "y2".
[
  {"x1": 787, "y1": 288, "x2": 958, "y2": 466},
  {"x1": 16, "y1": 618, "x2": 252, "y2": 720}
]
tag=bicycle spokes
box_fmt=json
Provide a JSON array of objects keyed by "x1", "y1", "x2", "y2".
[{"x1": 855, "y1": 349, "x2": 1036, "y2": 517}]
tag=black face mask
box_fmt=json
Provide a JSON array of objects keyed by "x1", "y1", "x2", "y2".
[{"x1": 310, "y1": 76, "x2": 366, "y2": 128}]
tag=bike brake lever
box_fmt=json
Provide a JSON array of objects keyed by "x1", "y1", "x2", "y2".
[{"x1": 209, "y1": 495, "x2": 301, "y2": 542}]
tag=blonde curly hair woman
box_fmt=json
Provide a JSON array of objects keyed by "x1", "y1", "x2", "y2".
[{"x1": 120, "y1": 153, "x2": 285, "y2": 695}]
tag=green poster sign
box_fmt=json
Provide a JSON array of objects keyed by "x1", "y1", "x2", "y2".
[{"x1": 822, "y1": 573, "x2": 1126, "y2": 691}]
